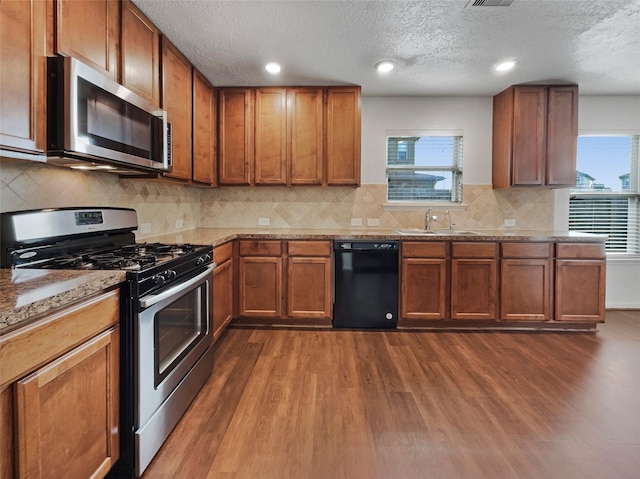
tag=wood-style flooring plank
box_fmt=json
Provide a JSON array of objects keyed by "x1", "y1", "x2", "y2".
[{"x1": 142, "y1": 311, "x2": 640, "y2": 479}]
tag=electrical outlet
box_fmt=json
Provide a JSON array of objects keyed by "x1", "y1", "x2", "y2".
[
  {"x1": 175, "y1": 234, "x2": 184, "y2": 243},
  {"x1": 258, "y1": 217, "x2": 270, "y2": 226},
  {"x1": 504, "y1": 219, "x2": 516, "y2": 227},
  {"x1": 367, "y1": 218, "x2": 380, "y2": 227},
  {"x1": 175, "y1": 219, "x2": 184, "y2": 229},
  {"x1": 350, "y1": 218, "x2": 363, "y2": 226},
  {"x1": 140, "y1": 223, "x2": 151, "y2": 234}
]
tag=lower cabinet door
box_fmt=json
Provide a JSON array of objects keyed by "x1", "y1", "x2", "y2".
[
  {"x1": 555, "y1": 259, "x2": 606, "y2": 321},
  {"x1": 287, "y1": 256, "x2": 331, "y2": 318},
  {"x1": 238, "y1": 256, "x2": 283, "y2": 317},
  {"x1": 213, "y1": 258, "x2": 233, "y2": 339},
  {"x1": 451, "y1": 259, "x2": 497, "y2": 320},
  {"x1": 500, "y1": 259, "x2": 552, "y2": 321},
  {"x1": 400, "y1": 258, "x2": 448, "y2": 320},
  {"x1": 15, "y1": 326, "x2": 119, "y2": 479}
]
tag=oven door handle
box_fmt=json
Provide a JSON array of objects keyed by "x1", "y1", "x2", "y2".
[{"x1": 139, "y1": 264, "x2": 214, "y2": 309}]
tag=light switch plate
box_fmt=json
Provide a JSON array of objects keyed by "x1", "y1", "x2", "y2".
[
  {"x1": 258, "y1": 217, "x2": 270, "y2": 226},
  {"x1": 140, "y1": 223, "x2": 152, "y2": 234},
  {"x1": 351, "y1": 218, "x2": 363, "y2": 226},
  {"x1": 175, "y1": 219, "x2": 184, "y2": 229}
]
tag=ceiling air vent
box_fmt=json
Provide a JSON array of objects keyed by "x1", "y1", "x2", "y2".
[{"x1": 466, "y1": 0, "x2": 514, "y2": 7}]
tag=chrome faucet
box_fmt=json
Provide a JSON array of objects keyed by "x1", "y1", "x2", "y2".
[
  {"x1": 425, "y1": 208, "x2": 437, "y2": 230},
  {"x1": 445, "y1": 210, "x2": 455, "y2": 231}
]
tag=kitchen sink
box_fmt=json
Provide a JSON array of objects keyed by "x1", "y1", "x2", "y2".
[{"x1": 394, "y1": 229, "x2": 486, "y2": 236}]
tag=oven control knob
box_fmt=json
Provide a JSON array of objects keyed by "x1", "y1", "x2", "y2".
[
  {"x1": 166, "y1": 270, "x2": 177, "y2": 280},
  {"x1": 153, "y1": 274, "x2": 166, "y2": 286}
]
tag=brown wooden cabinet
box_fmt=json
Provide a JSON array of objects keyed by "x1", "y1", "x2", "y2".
[
  {"x1": 218, "y1": 88, "x2": 254, "y2": 185},
  {"x1": 287, "y1": 241, "x2": 332, "y2": 319},
  {"x1": 253, "y1": 87, "x2": 325, "y2": 186},
  {"x1": 55, "y1": 0, "x2": 120, "y2": 81},
  {"x1": 213, "y1": 242, "x2": 233, "y2": 341},
  {"x1": 492, "y1": 84, "x2": 578, "y2": 189},
  {"x1": 500, "y1": 242, "x2": 553, "y2": 321},
  {"x1": 121, "y1": 0, "x2": 160, "y2": 105},
  {"x1": 161, "y1": 36, "x2": 193, "y2": 181},
  {"x1": 255, "y1": 88, "x2": 288, "y2": 185},
  {"x1": 15, "y1": 326, "x2": 119, "y2": 479},
  {"x1": 326, "y1": 87, "x2": 361, "y2": 186},
  {"x1": 555, "y1": 243, "x2": 606, "y2": 322},
  {"x1": 193, "y1": 70, "x2": 216, "y2": 185},
  {"x1": 0, "y1": 0, "x2": 47, "y2": 157},
  {"x1": 238, "y1": 240, "x2": 283, "y2": 318},
  {"x1": 289, "y1": 88, "x2": 324, "y2": 185},
  {"x1": 0, "y1": 290, "x2": 120, "y2": 479},
  {"x1": 451, "y1": 242, "x2": 498, "y2": 320},
  {"x1": 400, "y1": 242, "x2": 449, "y2": 322}
]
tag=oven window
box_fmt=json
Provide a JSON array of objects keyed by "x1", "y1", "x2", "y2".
[{"x1": 154, "y1": 282, "x2": 208, "y2": 387}]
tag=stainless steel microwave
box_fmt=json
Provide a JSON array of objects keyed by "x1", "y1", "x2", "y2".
[{"x1": 46, "y1": 56, "x2": 171, "y2": 175}]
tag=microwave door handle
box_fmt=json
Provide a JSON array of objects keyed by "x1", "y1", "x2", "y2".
[{"x1": 139, "y1": 264, "x2": 214, "y2": 309}]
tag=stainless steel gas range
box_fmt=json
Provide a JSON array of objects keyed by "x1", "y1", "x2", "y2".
[{"x1": 0, "y1": 207, "x2": 215, "y2": 477}]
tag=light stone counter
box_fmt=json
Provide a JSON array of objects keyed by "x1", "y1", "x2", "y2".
[
  {"x1": 0, "y1": 269, "x2": 125, "y2": 332},
  {"x1": 145, "y1": 227, "x2": 607, "y2": 247}
]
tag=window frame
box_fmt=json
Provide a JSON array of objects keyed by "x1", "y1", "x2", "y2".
[
  {"x1": 385, "y1": 129, "x2": 464, "y2": 206},
  {"x1": 569, "y1": 132, "x2": 640, "y2": 256}
]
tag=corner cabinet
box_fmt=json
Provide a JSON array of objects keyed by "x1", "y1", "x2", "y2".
[
  {"x1": 213, "y1": 242, "x2": 233, "y2": 341},
  {"x1": 238, "y1": 240, "x2": 283, "y2": 318},
  {"x1": 0, "y1": 290, "x2": 120, "y2": 479},
  {"x1": 492, "y1": 84, "x2": 578, "y2": 189},
  {"x1": 0, "y1": 0, "x2": 47, "y2": 158}
]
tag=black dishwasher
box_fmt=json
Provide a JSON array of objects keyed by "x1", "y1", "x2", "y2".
[{"x1": 333, "y1": 240, "x2": 399, "y2": 328}]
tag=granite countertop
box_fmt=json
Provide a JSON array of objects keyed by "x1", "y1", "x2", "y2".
[
  {"x1": 0, "y1": 269, "x2": 126, "y2": 333},
  {"x1": 0, "y1": 227, "x2": 605, "y2": 334},
  {"x1": 144, "y1": 227, "x2": 607, "y2": 247}
]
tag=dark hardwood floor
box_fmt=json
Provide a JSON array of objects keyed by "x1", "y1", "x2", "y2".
[{"x1": 143, "y1": 311, "x2": 640, "y2": 479}]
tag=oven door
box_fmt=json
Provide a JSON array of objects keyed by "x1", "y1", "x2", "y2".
[{"x1": 136, "y1": 265, "x2": 213, "y2": 429}]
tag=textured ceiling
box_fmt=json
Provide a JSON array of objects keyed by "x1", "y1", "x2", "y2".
[{"x1": 133, "y1": 0, "x2": 640, "y2": 96}]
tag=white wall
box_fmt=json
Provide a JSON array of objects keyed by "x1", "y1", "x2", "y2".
[
  {"x1": 578, "y1": 96, "x2": 640, "y2": 309},
  {"x1": 361, "y1": 97, "x2": 493, "y2": 185},
  {"x1": 361, "y1": 94, "x2": 640, "y2": 309}
]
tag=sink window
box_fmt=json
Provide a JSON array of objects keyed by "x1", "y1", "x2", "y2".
[
  {"x1": 386, "y1": 133, "x2": 463, "y2": 203},
  {"x1": 569, "y1": 135, "x2": 639, "y2": 255}
]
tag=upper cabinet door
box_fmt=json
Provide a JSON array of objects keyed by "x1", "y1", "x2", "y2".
[
  {"x1": 511, "y1": 86, "x2": 546, "y2": 186},
  {"x1": 161, "y1": 36, "x2": 193, "y2": 181},
  {"x1": 255, "y1": 88, "x2": 287, "y2": 185},
  {"x1": 56, "y1": 0, "x2": 119, "y2": 81},
  {"x1": 121, "y1": 0, "x2": 160, "y2": 105},
  {"x1": 218, "y1": 88, "x2": 253, "y2": 185},
  {"x1": 289, "y1": 88, "x2": 323, "y2": 185},
  {"x1": 193, "y1": 69, "x2": 216, "y2": 185},
  {"x1": 0, "y1": 0, "x2": 47, "y2": 155},
  {"x1": 546, "y1": 85, "x2": 578, "y2": 187},
  {"x1": 326, "y1": 87, "x2": 361, "y2": 186}
]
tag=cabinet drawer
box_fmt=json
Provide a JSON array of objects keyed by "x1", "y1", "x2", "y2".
[
  {"x1": 239, "y1": 240, "x2": 283, "y2": 256},
  {"x1": 213, "y1": 241, "x2": 233, "y2": 264},
  {"x1": 288, "y1": 240, "x2": 331, "y2": 257},
  {"x1": 556, "y1": 243, "x2": 605, "y2": 259},
  {"x1": 452, "y1": 242, "x2": 498, "y2": 258},
  {"x1": 501, "y1": 242, "x2": 552, "y2": 258},
  {"x1": 402, "y1": 241, "x2": 448, "y2": 258}
]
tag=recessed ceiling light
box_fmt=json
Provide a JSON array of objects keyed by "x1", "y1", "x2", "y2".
[
  {"x1": 375, "y1": 61, "x2": 395, "y2": 73},
  {"x1": 265, "y1": 62, "x2": 281, "y2": 74},
  {"x1": 495, "y1": 59, "x2": 518, "y2": 72}
]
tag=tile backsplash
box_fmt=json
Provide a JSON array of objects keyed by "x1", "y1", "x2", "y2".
[{"x1": 1, "y1": 159, "x2": 554, "y2": 235}]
